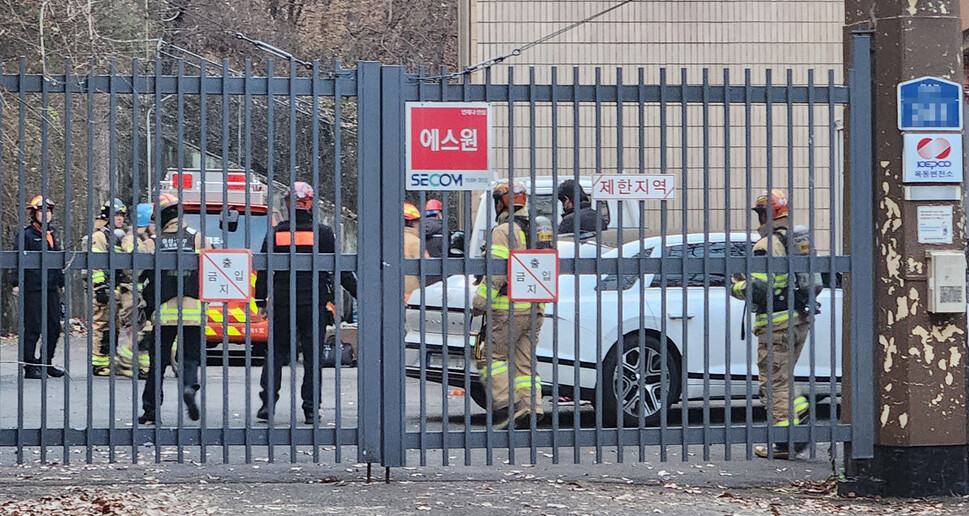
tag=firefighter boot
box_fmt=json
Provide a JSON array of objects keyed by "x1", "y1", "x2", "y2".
[{"x1": 184, "y1": 386, "x2": 200, "y2": 421}]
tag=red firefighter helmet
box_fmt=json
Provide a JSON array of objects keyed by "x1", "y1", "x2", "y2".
[
  {"x1": 403, "y1": 202, "x2": 421, "y2": 221},
  {"x1": 492, "y1": 181, "x2": 527, "y2": 209},
  {"x1": 286, "y1": 181, "x2": 315, "y2": 211},
  {"x1": 754, "y1": 189, "x2": 789, "y2": 220},
  {"x1": 425, "y1": 199, "x2": 443, "y2": 214}
]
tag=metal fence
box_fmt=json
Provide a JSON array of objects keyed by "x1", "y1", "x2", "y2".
[{"x1": 0, "y1": 33, "x2": 874, "y2": 467}]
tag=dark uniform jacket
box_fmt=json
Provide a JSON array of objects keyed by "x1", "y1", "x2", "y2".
[
  {"x1": 255, "y1": 211, "x2": 358, "y2": 309},
  {"x1": 557, "y1": 201, "x2": 605, "y2": 235},
  {"x1": 11, "y1": 223, "x2": 65, "y2": 291}
]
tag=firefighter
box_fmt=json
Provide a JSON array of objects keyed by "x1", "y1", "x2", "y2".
[
  {"x1": 86, "y1": 198, "x2": 130, "y2": 376},
  {"x1": 423, "y1": 199, "x2": 445, "y2": 285},
  {"x1": 10, "y1": 195, "x2": 66, "y2": 379},
  {"x1": 403, "y1": 202, "x2": 423, "y2": 301},
  {"x1": 138, "y1": 193, "x2": 210, "y2": 424},
  {"x1": 730, "y1": 189, "x2": 811, "y2": 459},
  {"x1": 472, "y1": 181, "x2": 544, "y2": 430},
  {"x1": 115, "y1": 203, "x2": 154, "y2": 378},
  {"x1": 255, "y1": 182, "x2": 358, "y2": 424}
]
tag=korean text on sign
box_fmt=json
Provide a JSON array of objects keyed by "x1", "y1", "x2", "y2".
[
  {"x1": 591, "y1": 174, "x2": 676, "y2": 201},
  {"x1": 199, "y1": 250, "x2": 252, "y2": 302},
  {"x1": 507, "y1": 250, "x2": 559, "y2": 303},
  {"x1": 406, "y1": 102, "x2": 493, "y2": 191}
]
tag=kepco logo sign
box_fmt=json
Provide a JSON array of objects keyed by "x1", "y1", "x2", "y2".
[{"x1": 903, "y1": 133, "x2": 963, "y2": 183}]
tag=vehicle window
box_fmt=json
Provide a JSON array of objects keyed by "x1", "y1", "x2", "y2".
[
  {"x1": 650, "y1": 242, "x2": 747, "y2": 288},
  {"x1": 597, "y1": 247, "x2": 653, "y2": 291},
  {"x1": 182, "y1": 212, "x2": 269, "y2": 250}
]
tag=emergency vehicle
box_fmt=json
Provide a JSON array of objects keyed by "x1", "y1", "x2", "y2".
[{"x1": 160, "y1": 168, "x2": 275, "y2": 359}]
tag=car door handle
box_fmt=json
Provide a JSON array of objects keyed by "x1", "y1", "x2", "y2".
[{"x1": 667, "y1": 312, "x2": 695, "y2": 320}]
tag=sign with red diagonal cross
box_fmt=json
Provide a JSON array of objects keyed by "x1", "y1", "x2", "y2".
[
  {"x1": 199, "y1": 249, "x2": 252, "y2": 302},
  {"x1": 508, "y1": 249, "x2": 559, "y2": 302}
]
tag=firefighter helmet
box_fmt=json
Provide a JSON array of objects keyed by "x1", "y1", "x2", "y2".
[
  {"x1": 26, "y1": 195, "x2": 55, "y2": 212},
  {"x1": 157, "y1": 193, "x2": 180, "y2": 226},
  {"x1": 136, "y1": 203, "x2": 153, "y2": 228},
  {"x1": 403, "y1": 202, "x2": 421, "y2": 221},
  {"x1": 99, "y1": 198, "x2": 128, "y2": 220},
  {"x1": 754, "y1": 189, "x2": 789, "y2": 220},
  {"x1": 286, "y1": 181, "x2": 314, "y2": 211},
  {"x1": 491, "y1": 181, "x2": 527, "y2": 210},
  {"x1": 425, "y1": 199, "x2": 443, "y2": 214}
]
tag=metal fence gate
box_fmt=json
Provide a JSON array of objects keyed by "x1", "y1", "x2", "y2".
[{"x1": 0, "y1": 33, "x2": 874, "y2": 466}]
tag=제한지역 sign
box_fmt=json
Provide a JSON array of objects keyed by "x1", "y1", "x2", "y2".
[
  {"x1": 591, "y1": 174, "x2": 676, "y2": 201},
  {"x1": 406, "y1": 102, "x2": 493, "y2": 191},
  {"x1": 507, "y1": 249, "x2": 558, "y2": 303},
  {"x1": 199, "y1": 249, "x2": 252, "y2": 302}
]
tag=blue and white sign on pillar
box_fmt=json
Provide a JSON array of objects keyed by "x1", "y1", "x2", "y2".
[{"x1": 897, "y1": 77, "x2": 964, "y2": 130}]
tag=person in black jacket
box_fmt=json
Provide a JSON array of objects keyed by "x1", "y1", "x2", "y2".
[
  {"x1": 423, "y1": 199, "x2": 445, "y2": 285},
  {"x1": 255, "y1": 182, "x2": 358, "y2": 424},
  {"x1": 556, "y1": 179, "x2": 606, "y2": 235},
  {"x1": 11, "y1": 195, "x2": 66, "y2": 379}
]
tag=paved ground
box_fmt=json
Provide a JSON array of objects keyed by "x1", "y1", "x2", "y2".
[{"x1": 0, "y1": 338, "x2": 966, "y2": 513}]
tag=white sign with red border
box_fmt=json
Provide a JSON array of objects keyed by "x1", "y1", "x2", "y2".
[
  {"x1": 591, "y1": 174, "x2": 676, "y2": 201},
  {"x1": 199, "y1": 249, "x2": 252, "y2": 302},
  {"x1": 405, "y1": 102, "x2": 493, "y2": 191},
  {"x1": 507, "y1": 250, "x2": 559, "y2": 302}
]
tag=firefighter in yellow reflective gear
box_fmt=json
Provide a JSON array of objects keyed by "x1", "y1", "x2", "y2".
[
  {"x1": 115, "y1": 203, "x2": 155, "y2": 378},
  {"x1": 730, "y1": 189, "x2": 811, "y2": 459},
  {"x1": 85, "y1": 198, "x2": 130, "y2": 376},
  {"x1": 137, "y1": 194, "x2": 212, "y2": 425},
  {"x1": 472, "y1": 181, "x2": 544, "y2": 430},
  {"x1": 403, "y1": 202, "x2": 423, "y2": 302}
]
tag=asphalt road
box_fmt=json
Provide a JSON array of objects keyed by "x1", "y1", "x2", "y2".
[{"x1": 0, "y1": 336, "x2": 835, "y2": 468}]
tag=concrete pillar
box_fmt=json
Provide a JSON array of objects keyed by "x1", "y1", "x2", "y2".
[{"x1": 842, "y1": 0, "x2": 969, "y2": 497}]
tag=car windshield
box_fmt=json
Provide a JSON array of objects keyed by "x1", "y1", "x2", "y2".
[{"x1": 181, "y1": 212, "x2": 269, "y2": 249}]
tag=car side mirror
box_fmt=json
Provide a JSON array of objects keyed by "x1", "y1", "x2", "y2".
[{"x1": 449, "y1": 231, "x2": 466, "y2": 257}]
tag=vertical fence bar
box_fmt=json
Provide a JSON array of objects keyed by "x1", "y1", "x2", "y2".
[
  {"x1": 593, "y1": 67, "x2": 603, "y2": 463},
  {"x1": 763, "y1": 68, "x2": 776, "y2": 458},
  {"x1": 39, "y1": 60, "x2": 50, "y2": 465},
  {"x1": 130, "y1": 60, "x2": 142, "y2": 464},
  {"x1": 806, "y1": 69, "x2": 818, "y2": 458},
  {"x1": 743, "y1": 69, "x2": 754, "y2": 459},
  {"x1": 785, "y1": 69, "x2": 796, "y2": 455},
  {"x1": 107, "y1": 59, "x2": 119, "y2": 463},
  {"x1": 198, "y1": 57, "x2": 210, "y2": 466},
  {"x1": 265, "y1": 59, "x2": 276, "y2": 463},
  {"x1": 62, "y1": 57, "x2": 74, "y2": 465},
  {"x1": 309, "y1": 60, "x2": 321, "y2": 464},
  {"x1": 461, "y1": 72, "x2": 473, "y2": 467},
  {"x1": 636, "y1": 66, "x2": 647, "y2": 462},
  {"x1": 355, "y1": 61, "x2": 382, "y2": 465},
  {"x1": 332, "y1": 63, "x2": 345, "y2": 464},
  {"x1": 722, "y1": 68, "x2": 733, "y2": 461},
  {"x1": 287, "y1": 58, "x2": 299, "y2": 464},
  {"x1": 570, "y1": 66, "x2": 581, "y2": 465},
  {"x1": 527, "y1": 66, "x2": 538, "y2": 465},
  {"x1": 827, "y1": 69, "x2": 839, "y2": 460},
  {"x1": 15, "y1": 57, "x2": 26, "y2": 465},
  {"x1": 614, "y1": 67, "x2": 626, "y2": 464},
  {"x1": 549, "y1": 66, "x2": 561, "y2": 464},
  {"x1": 848, "y1": 32, "x2": 874, "y2": 459},
  {"x1": 151, "y1": 57, "x2": 164, "y2": 463},
  {"x1": 243, "y1": 60, "x2": 254, "y2": 464},
  {"x1": 700, "y1": 68, "x2": 711, "y2": 462},
  {"x1": 175, "y1": 58, "x2": 187, "y2": 463},
  {"x1": 504, "y1": 66, "x2": 516, "y2": 464},
  {"x1": 678, "y1": 67, "x2": 689, "y2": 462},
  {"x1": 658, "y1": 67, "x2": 670, "y2": 463},
  {"x1": 380, "y1": 64, "x2": 406, "y2": 467},
  {"x1": 221, "y1": 59, "x2": 232, "y2": 464}
]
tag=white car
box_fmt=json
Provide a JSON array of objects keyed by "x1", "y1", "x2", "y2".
[{"x1": 404, "y1": 232, "x2": 843, "y2": 427}]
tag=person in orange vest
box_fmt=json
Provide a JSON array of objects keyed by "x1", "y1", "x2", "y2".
[
  {"x1": 255, "y1": 182, "x2": 358, "y2": 424},
  {"x1": 10, "y1": 195, "x2": 66, "y2": 379}
]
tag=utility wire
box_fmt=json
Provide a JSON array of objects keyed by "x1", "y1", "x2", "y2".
[{"x1": 422, "y1": 0, "x2": 639, "y2": 81}]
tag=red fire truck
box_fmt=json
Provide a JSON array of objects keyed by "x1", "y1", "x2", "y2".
[{"x1": 160, "y1": 168, "x2": 275, "y2": 359}]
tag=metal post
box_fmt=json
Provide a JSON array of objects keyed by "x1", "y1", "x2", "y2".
[{"x1": 355, "y1": 61, "x2": 383, "y2": 464}]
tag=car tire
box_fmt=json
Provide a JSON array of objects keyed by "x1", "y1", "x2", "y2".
[{"x1": 601, "y1": 333, "x2": 681, "y2": 428}]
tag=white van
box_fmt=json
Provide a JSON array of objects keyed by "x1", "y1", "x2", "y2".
[{"x1": 467, "y1": 177, "x2": 642, "y2": 257}]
